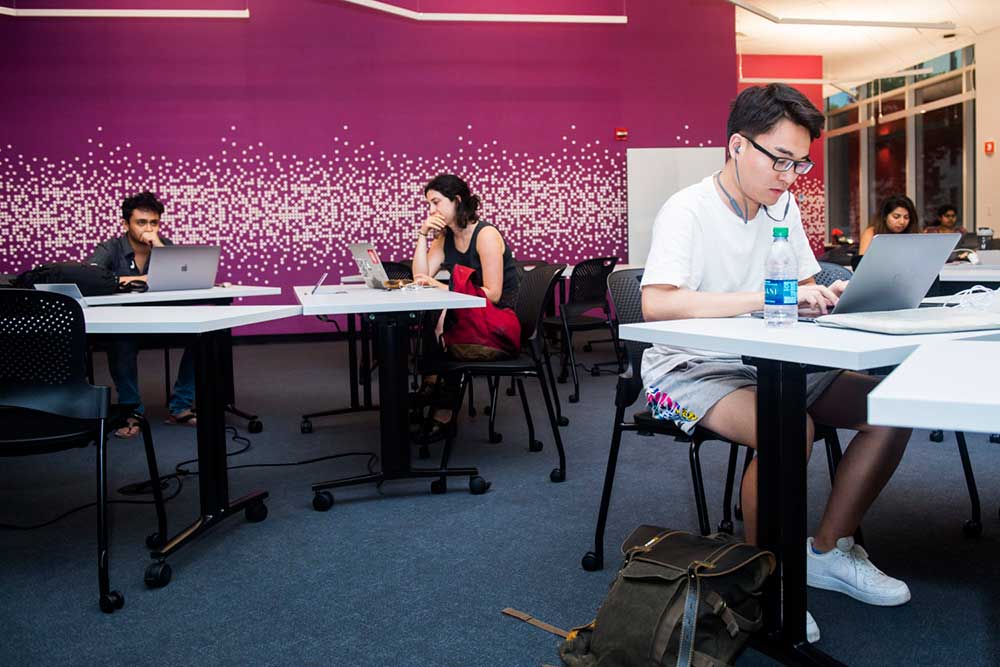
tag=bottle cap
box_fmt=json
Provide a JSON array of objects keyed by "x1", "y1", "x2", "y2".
[{"x1": 772, "y1": 227, "x2": 789, "y2": 238}]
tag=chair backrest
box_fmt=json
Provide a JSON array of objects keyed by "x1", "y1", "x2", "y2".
[
  {"x1": 382, "y1": 261, "x2": 413, "y2": 281},
  {"x1": 606, "y1": 269, "x2": 649, "y2": 407},
  {"x1": 1, "y1": 289, "x2": 87, "y2": 386},
  {"x1": 814, "y1": 261, "x2": 852, "y2": 287},
  {"x1": 568, "y1": 257, "x2": 618, "y2": 307},
  {"x1": 513, "y1": 258, "x2": 548, "y2": 281},
  {"x1": 514, "y1": 263, "x2": 566, "y2": 348}
]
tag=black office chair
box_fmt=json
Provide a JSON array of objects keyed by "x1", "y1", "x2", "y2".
[
  {"x1": 817, "y1": 244, "x2": 857, "y2": 267},
  {"x1": 814, "y1": 261, "x2": 852, "y2": 287},
  {"x1": 544, "y1": 257, "x2": 620, "y2": 404},
  {"x1": 0, "y1": 289, "x2": 168, "y2": 613},
  {"x1": 420, "y1": 264, "x2": 569, "y2": 486},
  {"x1": 581, "y1": 270, "x2": 848, "y2": 571}
]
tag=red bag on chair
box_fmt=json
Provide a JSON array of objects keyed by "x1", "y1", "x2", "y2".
[{"x1": 441, "y1": 264, "x2": 521, "y2": 360}]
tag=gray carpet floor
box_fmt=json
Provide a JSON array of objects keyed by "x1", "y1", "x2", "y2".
[{"x1": 1, "y1": 336, "x2": 999, "y2": 666}]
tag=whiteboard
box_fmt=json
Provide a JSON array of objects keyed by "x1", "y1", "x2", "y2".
[{"x1": 627, "y1": 147, "x2": 725, "y2": 266}]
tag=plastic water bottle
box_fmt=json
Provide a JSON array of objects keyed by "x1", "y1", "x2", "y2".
[{"x1": 764, "y1": 227, "x2": 798, "y2": 327}]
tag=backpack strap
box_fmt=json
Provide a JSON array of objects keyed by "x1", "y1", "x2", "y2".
[
  {"x1": 675, "y1": 564, "x2": 704, "y2": 667},
  {"x1": 705, "y1": 592, "x2": 764, "y2": 637},
  {"x1": 501, "y1": 608, "x2": 569, "y2": 638}
]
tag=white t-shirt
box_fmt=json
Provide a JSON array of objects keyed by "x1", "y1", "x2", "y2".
[{"x1": 640, "y1": 173, "x2": 820, "y2": 386}]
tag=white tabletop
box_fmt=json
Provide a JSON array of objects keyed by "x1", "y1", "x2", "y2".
[
  {"x1": 341, "y1": 270, "x2": 450, "y2": 285},
  {"x1": 84, "y1": 305, "x2": 302, "y2": 334},
  {"x1": 294, "y1": 284, "x2": 485, "y2": 316},
  {"x1": 619, "y1": 317, "x2": 986, "y2": 371},
  {"x1": 939, "y1": 265, "x2": 1000, "y2": 283},
  {"x1": 84, "y1": 284, "x2": 281, "y2": 306},
  {"x1": 868, "y1": 335, "x2": 1000, "y2": 432}
]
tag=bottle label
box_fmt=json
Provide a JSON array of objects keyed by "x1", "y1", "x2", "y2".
[{"x1": 764, "y1": 279, "x2": 797, "y2": 306}]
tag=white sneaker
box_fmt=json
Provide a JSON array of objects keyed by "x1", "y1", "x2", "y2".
[
  {"x1": 806, "y1": 537, "x2": 911, "y2": 606},
  {"x1": 806, "y1": 611, "x2": 821, "y2": 644}
]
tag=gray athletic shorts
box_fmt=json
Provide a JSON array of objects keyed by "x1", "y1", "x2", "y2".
[{"x1": 644, "y1": 358, "x2": 842, "y2": 435}]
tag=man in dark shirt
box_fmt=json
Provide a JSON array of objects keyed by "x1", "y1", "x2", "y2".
[{"x1": 87, "y1": 191, "x2": 196, "y2": 438}]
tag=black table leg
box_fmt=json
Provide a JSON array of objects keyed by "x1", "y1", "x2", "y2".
[
  {"x1": 148, "y1": 329, "x2": 269, "y2": 567},
  {"x1": 311, "y1": 312, "x2": 485, "y2": 503},
  {"x1": 747, "y1": 356, "x2": 845, "y2": 666},
  {"x1": 300, "y1": 314, "x2": 379, "y2": 433}
]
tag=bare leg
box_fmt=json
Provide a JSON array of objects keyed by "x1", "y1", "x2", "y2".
[
  {"x1": 807, "y1": 372, "x2": 910, "y2": 551},
  {"x1": 698, "y1": 388, "x2": 814, "y2": 545}
]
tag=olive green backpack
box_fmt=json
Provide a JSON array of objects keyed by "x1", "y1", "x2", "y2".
[{"x1": 560, "y1": 525, "x2": 775, "y2": 667}]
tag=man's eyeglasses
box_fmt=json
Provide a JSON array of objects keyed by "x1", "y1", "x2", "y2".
[{"x1": 744, "y1": 136, "x2": 814, "y2": 175}]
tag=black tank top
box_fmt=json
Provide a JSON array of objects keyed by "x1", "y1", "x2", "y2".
[{"x1": 443, "y1": 221, "x2": 519, "y2": 310}]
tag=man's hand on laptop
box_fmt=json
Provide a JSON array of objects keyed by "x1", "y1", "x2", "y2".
[
  {"x1": 118, "y1": 275, "x2": 147, "y2": 285},
  {"x1": 798, "y1": 283, "x2": 839, "y2": 317},
  {"x1": 413, "y1": 273, "x2": 446, "y2": 290},
  {"x1": 827, "y1": 279, "x2": 849, "y2": 297}
]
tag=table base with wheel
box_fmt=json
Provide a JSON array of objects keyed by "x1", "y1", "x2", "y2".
[{"x1": 309, "y1": 311, "x2": 489, "y2": 510}]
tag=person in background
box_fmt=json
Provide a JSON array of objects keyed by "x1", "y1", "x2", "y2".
[
  {"x1": 87, "y1": 191, "x2": 197, "y2": 438},
  {"x1": 858, "y1": 194, "x2": 919, "y2": 255},
  {"x1": 923, "y1": 204, "x2": 961, "y2": 234},
  {"x1": 411, "y1": 173, "x2": 520, "y2": 441},
  {"x1": 640, "y1": 84, "x2": 912, "y2": 644}
]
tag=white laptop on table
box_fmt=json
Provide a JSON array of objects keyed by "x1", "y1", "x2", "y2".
[
  {"x1": 146, "y1": 245, "x2": 221, "y2": 292},
  {"x1": 348, "y1": 243, "x2": 391, "y2": 290},
  {"x1": 813, "y1": 233, "x2": 1000, "y2": 334}
]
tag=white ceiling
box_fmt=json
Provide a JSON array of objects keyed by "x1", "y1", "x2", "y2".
[{"x1": 734, "y1": 0, "x2": 1000, "y2": 96}]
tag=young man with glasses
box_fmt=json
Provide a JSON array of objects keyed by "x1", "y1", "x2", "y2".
[
  {"x1": 87, "y1": 191, "x2": 197, "y2": 437},
  {"x1": 640, "y1": 84, "x2": 912, "y2": 644}
]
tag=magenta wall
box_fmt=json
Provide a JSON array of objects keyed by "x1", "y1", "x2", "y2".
[{"x1": 0, "y1": 0, "x2": 737, "y2": 334}]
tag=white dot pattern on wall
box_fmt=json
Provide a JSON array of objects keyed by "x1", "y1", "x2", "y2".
[{"x1": 0, "y1": 126, "x2": 628, "y2": 282}]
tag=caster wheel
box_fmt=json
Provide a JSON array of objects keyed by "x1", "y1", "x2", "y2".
[
  {"x1": 569, "y1": 394, "x2": 579, "y2": 404},
  {"x1": 245, "y1": 502, "x2": 268, "y2": 523},
  {"x1": 489, "y1": 432, "x2": 503, "y2": 444},
  {"x1": 734, "y1": 506, "x2": 744, "y2": 521},
  {"x1": 483, "y1": 404, "x2": 492, "y2": 415},
  {"x1": 581, "y1": 551, "x2": 603, "y2": 571},
  {"x1": 637, "y1": 430, "x2": 653, "y2": 437},
  {"x1": 312, "y1": 491, "x2": 334, "y2": 512},
  {"x1": 469, "y1": 476, "x2": 491, "y2": 495},
  {"x1": 300, "y1": 419, "x2": 313, "y2": 434},
  {"x1": 929, "y1": 429, "x2": 944, "y2": 442},
  {"x1": 591, "y1": 368, "x2": 601, "y2": 377},
  {"x1": 99, "y1": 590, "x2": 125, "y2": 613},
  {"x1": 583, "y1": 343, "x2": 593, "y2": 352},
  {"x1": 718, "y1": 520, "x2": 734, "y2": 535},
  {"x1": 145, "y1": 532, "x2": 165, "y2": 550},
  {"x1": 963, "y1": 520, "x2": 983, "y2": 538},
  {"x1": 990, "y1": 434, "x2": 1000, "y2": 444},
  {"x1": 418, "y1": 445, "x2": 430, "y2": 460},
  {"x1": 529, "y1": 440, "x2": 544, "y2": 453},
  {"x1": 248, "y1": 419, "x2": 263, "y2": 434},
  {"x1": 558, "y1": 416, "x2": 570, "y2": 427},
  {"x1": 430, "y1": 478, "x2": 447, "y2": 495},
  {"x1": 550, "y1": 468, "x2": 566, "y2": 483},
  {"x1": 506, "y1": 387, "x2": 517, "y2": 397},
  {"x1": 144, "y1": 561, "x2": 172, "y2": 589}
]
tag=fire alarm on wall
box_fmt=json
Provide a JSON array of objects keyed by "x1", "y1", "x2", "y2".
[
  {"x1": 615, "y1": 127, "x2": 628, "y2": 141},
  {"x1": 986, "y1": 140, "x2": 995, "y2": 156}
]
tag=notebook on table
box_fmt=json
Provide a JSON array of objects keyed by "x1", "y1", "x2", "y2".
[{"x1": 816, "y1": 307, "x2": 1000, "y2": 335}]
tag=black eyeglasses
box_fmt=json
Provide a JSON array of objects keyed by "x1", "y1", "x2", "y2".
[{"x1": 744, "y1": 136, "x2": 814, "y2": 175}]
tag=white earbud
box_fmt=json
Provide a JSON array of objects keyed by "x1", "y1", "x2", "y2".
[{"x1": 735, "y1": 145, "x2": 742, "y2": 154}]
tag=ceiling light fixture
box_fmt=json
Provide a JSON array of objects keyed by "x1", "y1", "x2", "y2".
[
  {"x1": 728, "y1": 0, "x2": 955, "y2": 30},
  {"x1": 338, "y1": 0, "x2": 627, "y2": 24}
]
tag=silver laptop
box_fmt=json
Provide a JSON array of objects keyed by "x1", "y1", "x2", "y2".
[
  {"x1": 146, "y1": 245, "x2": 221, "y2": 291},
  {"x1": 34, "y1": 283, "x2": 87, "y2": 306},
  {"x1": 828, "y1": 233, "x2": 961, "y2": 315},
  {"x1": 348, "y1": 243, "x2": 390, "y2": 290}
]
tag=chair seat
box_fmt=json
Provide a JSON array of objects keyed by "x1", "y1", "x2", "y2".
[
  {"x1": 632, "y1": 410, "x2": 731, "y2": 444},
  {"x1": 543, "y1": 314, "x2": 608, "y2": 331},
  {"x1": 423, "y1": 353, "x2": 538, "y2": 376},
  {"x1": 0, "y1": 407, "x2": 96, "y2": 454}
]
